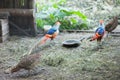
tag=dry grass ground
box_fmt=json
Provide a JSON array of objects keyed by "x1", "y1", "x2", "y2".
[{"x1": 0, "y1": 33, "x2": 120, "y2": 80}]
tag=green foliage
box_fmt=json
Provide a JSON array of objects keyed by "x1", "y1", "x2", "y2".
[
  {"x1": 77, "y1": 23, "x2": 88, "y2": 30},
  {"x1": 36, "y1": 19, "x2": 43, "y2": 29},
  {"x1": 35, "y1": 0, "x2": 88, "y2": 30},
  {"x1": 60, "y1": 10, "x2": 87, "y2": 21},
  {"x1": 116, "y1": 0, "x2": 120, "y2": 5}
]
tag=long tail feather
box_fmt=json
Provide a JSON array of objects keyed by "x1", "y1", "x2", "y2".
[
  {"x1": 39, "y1": 36, "x2": 49, "y2": 45},
  {"x1": 22, "y1": 36, "x2": 49, "y2": 56}
]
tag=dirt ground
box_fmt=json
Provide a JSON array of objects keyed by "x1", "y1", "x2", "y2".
[{"x1": 0, "y1": 33, "x2": 120, "y2": 80}]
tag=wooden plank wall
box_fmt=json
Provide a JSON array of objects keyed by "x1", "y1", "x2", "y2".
[
  {"x1": 0, "y1": 0, "x2": 36, "y2": 37},
  {"x1": 0, "y1": 0, "x2": 34, "y2": 9},
  {"x1": 9, "y1": 14, "x2": 37, "y2": 36}
]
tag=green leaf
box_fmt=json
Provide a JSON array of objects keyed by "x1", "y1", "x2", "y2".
[
  {"x1": 49, "y1": 14, "x2": 55, "y2": 19},
  {"x1": 58, "y1": 0, "x2": 66, "y2": 5},
  {"x1": 72, "y1": 11, "x2": 87, "y2": 21},
  {"x1": 60, "y1": 9, "x2": 87, "y2": 21},
  {"x1": 60, "y1": 9, "x2": 72, "y2": 16},
  {"x1": 36, "y1": 19, "x2": 44, "y2": 29},
  {"x1": 70, "y1": 18, "x2": 77, "y2": 24},
  {"x1": 53, "y1": 3, "x2": 58, "y2": 8}
]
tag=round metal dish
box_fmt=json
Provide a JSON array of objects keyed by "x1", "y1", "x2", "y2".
[{"x1": 62, "y1": 39, "x2": 80, "y2": 48}]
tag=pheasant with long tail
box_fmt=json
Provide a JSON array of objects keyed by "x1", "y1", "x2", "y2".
[
  {"x1": 40, "y1": 21, "x2": 61, "y2": 44},
  {"x1": 23, "y1": 21, "x2": 61, "y2": 56},
  {"x1": 89, "y1": 20, "x2": 105, "y2": 49}
]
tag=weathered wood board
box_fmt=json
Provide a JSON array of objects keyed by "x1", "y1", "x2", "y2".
[{"x1": 0, "y1": 19, "x2": 9, "y2": 43}]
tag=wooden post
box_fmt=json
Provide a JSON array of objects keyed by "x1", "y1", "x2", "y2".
[{"x1": 0, "y1": 19, "x2": 9, "y2": 43}]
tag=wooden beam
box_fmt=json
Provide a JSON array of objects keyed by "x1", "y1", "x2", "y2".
[{"x1": 0, "y1": 9, "x2": 34, "y2": 16}]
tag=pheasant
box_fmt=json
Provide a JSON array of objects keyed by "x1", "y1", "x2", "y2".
[
  {"x1": 5, "y1": 53, "x2": 41, "y2": 74},
  {"x1": 90, "y1": 20, "x2": 105, "y2": 49},
  {"x1": 105, "y1": 16, "x2": 118, "y2": 36},
  {"x1": 40, "y1": 21, "x2": 61, "y2": 44},
  {"x1": 23, "y1": 22, "x2": 61, "y2": 56}
]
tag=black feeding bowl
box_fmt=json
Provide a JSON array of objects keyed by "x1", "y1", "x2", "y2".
[{"x1": 62, "y1": 39, "x2": 80, "y2": 48}]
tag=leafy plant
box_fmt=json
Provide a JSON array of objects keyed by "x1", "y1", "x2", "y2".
[
  {"x1": 35, "y1": 0, "x2": 88, "y2": 30},
  {"x1": 116, "y1": 0, "x2": 120, "y2": 6}
]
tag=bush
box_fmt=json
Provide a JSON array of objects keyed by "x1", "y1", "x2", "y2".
[
  {"x1": 116, "y1": 0, "x2": 120, "y2": 6},
  {"x1": 35, "y1": 0, "x2": 89, "y2": 30}
]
